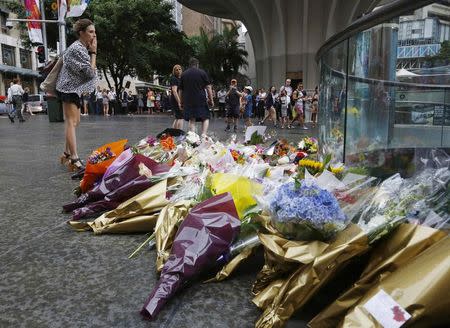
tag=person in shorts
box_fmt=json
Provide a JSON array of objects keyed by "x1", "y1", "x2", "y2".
[
  {"x1": 179, "y1": 57, "x2": 214, "y2": 137},
  {"x1": 56, "y1": 18, "x2": 97, "y2": 171},
  {"x1": 225, "y1": 79, "x2": 243, "y2": 132}
]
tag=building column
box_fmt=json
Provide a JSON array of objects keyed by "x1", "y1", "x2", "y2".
[
  {"x1": 15, "y1": 47, "x2": 21, "y2": 68},
  {"x1": 31, "y1": 47, "x2": 37, "y2": 71}
]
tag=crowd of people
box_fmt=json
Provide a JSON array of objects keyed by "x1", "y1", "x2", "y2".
[
  {"x1": 79, "y1": 86, "x2": 171, "y2": 117},
  {"x1": 215, "y1": 79, "x2": 319, "y2": 133}
]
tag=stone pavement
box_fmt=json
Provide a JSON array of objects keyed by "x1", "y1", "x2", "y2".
[{"x1": 0, "y1": 113, "x2": 319, "y2": 328}]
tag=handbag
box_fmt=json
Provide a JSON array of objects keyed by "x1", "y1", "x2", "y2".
[{"x1": 40, "y1": 57, "x2": 63, "y2": 96}]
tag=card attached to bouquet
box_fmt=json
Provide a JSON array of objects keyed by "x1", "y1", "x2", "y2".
[
  {"x1": 245, "y1": 126, "x2": 266, "y2": 142},
  {"x1": 363, "y1": 289, "x2": 411, "y2": 328}
]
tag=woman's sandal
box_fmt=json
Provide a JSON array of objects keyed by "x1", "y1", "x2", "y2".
[
  {"x1": 67, "y1": 158, "x2": 85, "y2": 172},
  {"x1": 60, "y1": 152, "x2": 71, "y2": 165}
]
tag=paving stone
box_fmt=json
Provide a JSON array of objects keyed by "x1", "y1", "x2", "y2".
[{"x1": 0, "y1": 114, "x2": 317, "y2": 328}]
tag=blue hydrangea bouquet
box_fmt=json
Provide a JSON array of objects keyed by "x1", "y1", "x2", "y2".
[{"x1": 269, "y1": 180, "x2": 348, "y2": 240}]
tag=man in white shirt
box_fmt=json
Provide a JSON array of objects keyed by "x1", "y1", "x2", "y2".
[
  {"x1": 217, "y1": 87, "x2": 227, "y2": 118},
  {"x1": 95, "y1": 86, "x2": 103, "y2": 115},
  {"x1": 280, "y1": 79, "x2": 293, "y2": 121},
  {"x1": 7, "y1": 79, "x2": 25, "y2": 123},
  {"x1": 108, "y1": 87, "x2": 117, "y2": 115}
]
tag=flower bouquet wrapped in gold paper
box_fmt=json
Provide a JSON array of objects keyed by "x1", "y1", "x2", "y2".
[{"x1": 337, "y1": 236, "x2": 450, "y2": 328}]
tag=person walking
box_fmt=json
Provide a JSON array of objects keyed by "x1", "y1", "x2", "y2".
[
  {"x1": 290, "y1": 89, "x2": 308, "y2": 129},
  {"x1": 7, "y1": 78, "x2": 25, "y2": 123},
  {"x1": 179, "y1": 57, "x2": 214, "y2": 137},
  {"x1": 260, "y1": 86, "x2": 277, "y2": 127},
  {"x1": 170, "y1": 64, "x2": 183, "y2": 129},
  {"x1": 22, "y1": 87, "x2": 34, "y2": 116},
  {"x1": 225, "y1": 79, "x2": 242, "y2": 132},
  {"x1": 56, "y1": 18, "x2": 97, "y2": 171}
]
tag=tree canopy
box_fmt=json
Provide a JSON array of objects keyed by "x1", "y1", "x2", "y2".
[
  {"x1": 426, "y1": 40, "x2": 450, "y2": 67},
  {"x1": 85, "y1": 0, "x2": 193, "y2": 91}
]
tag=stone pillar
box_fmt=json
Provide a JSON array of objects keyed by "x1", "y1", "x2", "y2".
[{"x1": 15, "y1": 47, "x2": 21, "y2": 68}]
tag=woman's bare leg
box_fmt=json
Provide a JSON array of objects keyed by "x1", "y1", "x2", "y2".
[{"x1": 63, "y1": 102, "x2": 80, "y2": 159}]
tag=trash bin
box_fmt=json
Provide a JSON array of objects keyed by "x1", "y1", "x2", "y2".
[{"x1": 47, "y1": 96, "x2": 64, "y2": 122}]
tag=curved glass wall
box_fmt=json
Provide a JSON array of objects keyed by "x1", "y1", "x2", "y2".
[{"x1": 318, "y1": 1, "x2": 449, "y2": 177}]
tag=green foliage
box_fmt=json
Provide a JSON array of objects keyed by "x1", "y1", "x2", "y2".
[
  {"x1": 248, "y1": 131, "x2": 264, "y2": 145},
  {"x1": 84, "y1": 0, "x2": 193, "y2": 91},
  {"x1": 189, "y1": 26, "x2": 248, "y2": 87},
  {"x1": 426, "y1": 40, "x2": 450, "y2": 67}
]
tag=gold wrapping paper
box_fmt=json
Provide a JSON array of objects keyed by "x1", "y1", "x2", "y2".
[
  {"x1": 339, "y1": 236, "x2": 450, "y2": 328},
  {"x1": 104, "y1": 180, "x2": 169, "y2": 219},
  {"x1": 309, "y1": 223, "x2": 447, "y2": 328},
  {"x1": 205, "y1": 246, "x2": 255, "y2": 282},
  {"x1": 155, "y1": 200, "x2": 194, "y2": 272},
  {"x1": 254, "y1": 224, "x2": 369, "y2": 328},
  {"x1": 72, "y1": 214, "x2": 159, "y2": 234},
  {"x1": 68, "y1": 180, "x2": 169, "y2": 234},
  {"x1": 252, "y1": 233, "x2": 329, "y2": 297}
]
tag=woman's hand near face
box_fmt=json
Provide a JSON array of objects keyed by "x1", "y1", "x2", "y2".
[{"x1": 90, "y1": 36, "x2": 97, "y2": 53}]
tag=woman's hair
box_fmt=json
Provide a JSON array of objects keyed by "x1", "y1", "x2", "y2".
[
  {"x1": 13, "y1": 78, "x2": 20, "y2": 84},
  {"x1": 74, "y1": 19, "x2": 94, "y2": 36},
  {"x1": 172, "y1": 64, "x2": 182, "y2": 76}
]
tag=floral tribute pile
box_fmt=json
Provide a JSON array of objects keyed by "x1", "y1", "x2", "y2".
[{"x1": 64, "y1": 129, "x2": 450, "y2": 327}]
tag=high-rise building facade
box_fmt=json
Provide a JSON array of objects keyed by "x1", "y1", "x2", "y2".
[
  {"x1": 167, "y1": 0, "x2": 183, "y2": 31},
  {"x1": 0, "y1": 7, "x2": 39, "y2": 95},
  {"x1": 397, "y1": 3, "x2": 450, "y2": 69}
]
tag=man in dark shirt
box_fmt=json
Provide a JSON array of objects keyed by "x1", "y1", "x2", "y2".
[
  {"x1": 179, "y1": 57, "x2": 214, "y2": 136},
  {"x1": 225, "y1": 79, "x2": 243, "y2": 132}
]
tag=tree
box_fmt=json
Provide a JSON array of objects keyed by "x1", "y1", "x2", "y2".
[
  {"x1": 85, "y1": 0, "x2": 193, "y2": 91},
  {"x1": 189, "y1": 25, "x2": 248, "y2": 87},
  {"x1": 425, "y1": 40, "x2": 450, "y2": 67}
]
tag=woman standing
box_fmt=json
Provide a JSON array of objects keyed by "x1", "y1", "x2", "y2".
[
  {"x1": 170, "y1": 64, "x2": 183, "y2": 129},
  {"x1": 146, "y1": 89, "x2": 155, "y2": 114},
  {"x1": 56, "y1": 18, "x2": 97, "y2": 171},
  {"x1": 137, "y1": 92, "x2": 144, "y2": 114},
  {"x1": 311, "y1": 86, "x2": 319, "y2": 127},
  {"x1": 102, "y1": 89, "x2": 109, "y2": 116},
  {"x1": 259, "y1": 86, "x2": 277, "y2": 127}
]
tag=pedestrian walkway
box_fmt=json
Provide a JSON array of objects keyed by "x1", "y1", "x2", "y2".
[{"x1": 0, "y1": 114, "x2": 317, "y2": 328}]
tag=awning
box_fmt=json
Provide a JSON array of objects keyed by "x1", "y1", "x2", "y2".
[
  {"x1": 396, "y1": 68, "x2": 418, "y2": 77},
  {"x1": 0, "y1": 64, "x2": 40, "y2": 78},
  {"x1": 134, "y1": 81, "x2": 169, "y2": 91}
]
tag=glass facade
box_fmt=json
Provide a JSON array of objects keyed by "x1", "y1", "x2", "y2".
[{"x1": 318, "y1": 2, "x2": 449, "y2": 177}]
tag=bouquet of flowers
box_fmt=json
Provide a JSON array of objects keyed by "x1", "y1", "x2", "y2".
[
  {"x1": 298, "y1": 136, "x2": 318, "y2": 154},
  {"x1": 79, "y1": 139, "x2": 128, "y2": 193},
  {"x1": 268, "y1": 180, "x2": 347, "y2": 241},
  {"x1": 140, "y1": 193, "x2": 240, "y2": 320}
]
